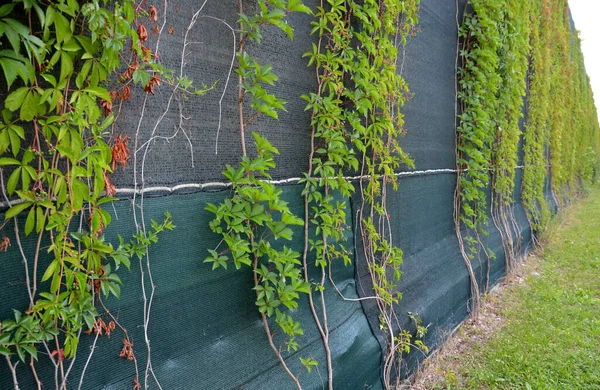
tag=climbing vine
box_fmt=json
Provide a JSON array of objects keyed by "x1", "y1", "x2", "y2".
[
  {"x1": 304, "y1": 0, "x2": 424, "y2": 388},
  {"x1": 457, "y1": 0, "x2": 600, "y2": 312},
  {"x1": 0, "y1": 1, "x2": 180, "y2": 389},
  {"x1": 523, "y1": 0, "x2": 599, "y2": 236},
  {"x1": 544, "y1": 0, "x2": 600, "y2": 204},
  {"x1": 489, "y1": 0, "x2": 530, "y2": 276},
  {"x1": 205, "y1": 1, "x2": 313, "y2": 389},
  {"x1": 207, "y1": 0, "x2": 426, "y2": 389},
  {"x1": 4, "y1": 0, "x2": 597, "y2": 388},
  {"x1": 456, "y1": 0, "x2": 504, "y2": 311},
  {"x1": 522, "y1": 0, "x2": 552, "y2": 240}
]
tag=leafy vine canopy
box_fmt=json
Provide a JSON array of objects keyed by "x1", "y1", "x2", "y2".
[
  {"x1": 0, "y1": 0, "x2": 176, "y2": 388},
  {"x1": 0, "y1": 0, "x2": 598, "y2": 389}
]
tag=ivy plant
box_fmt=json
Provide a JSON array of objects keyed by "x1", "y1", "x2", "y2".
[
  {"x1": 457, "y1": 0, "x2": 600, "y2": 312},
  {"x1": 0, "y1": 1, "x2": 176, "y2": 388},
  {"x1": 206, "y1": 1, "x2": 312, "y2": 389},
  {"x1": 302, "y1": 1, "x2": 424, "y2": 388}
]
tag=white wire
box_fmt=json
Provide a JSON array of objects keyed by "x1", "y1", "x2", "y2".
[{"x1": 0, "y1": 166, "x2": 529, "y2": 208}]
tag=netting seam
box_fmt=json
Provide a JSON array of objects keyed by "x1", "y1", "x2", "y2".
[{"x1": 0, "y1": 166, "x2": 527, "y2": 208}]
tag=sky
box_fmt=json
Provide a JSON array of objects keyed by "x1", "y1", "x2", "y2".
[{"x1": 568, "y1": 0, "x2": 600, "y2": 116}]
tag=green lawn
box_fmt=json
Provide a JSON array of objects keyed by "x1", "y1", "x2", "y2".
[{"x1": 428, "y1": 188, "x2": 600, "y2": 389}]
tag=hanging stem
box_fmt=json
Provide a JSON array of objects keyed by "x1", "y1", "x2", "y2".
[
  {"x1": 251, "y1": 237, "x2": 302, "y2": 390},
  {"x1": 5, "y1": 356, "x2": 19, "y2": 390},
  {"x1": 238, "y1": 0, "x2": 247, "y2": 157},
  {"x1": 302, "y1": 3, "x2": 334, "y2": 386},
  {"x1": 30, "y1": 356, "x2": 41, "y2": 390}
]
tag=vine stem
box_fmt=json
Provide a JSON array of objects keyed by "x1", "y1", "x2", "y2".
[
  {"x1": 491, "y1": 197, "x2": 514, "y2": 275},
  {"x1": 135, "y1": 4, "x2": 212, "y2": 386},
  {"x1": 128, "y1": 0, "x2": 208, "y2": 387},
  {"x1": 251, "y1": 238, "x2": 302, "y2": 390},
  {"x1": 301, "y1": 126, "x2": 330, "y2": 382},
  {"x1": 198, "y1": 15, "x2": 237, "y2": 155},
  {"x1": 454, "y1": 0, "x2": 481, "y2": 314},
  {"x1": 319, "y1": 227, "x2": 332, "y2": 390},
  {"x1": 30, "y1": 153, "x2": 58, "y2": 307},
  {"x1": 238, "y1": 0, "x2": 247, "y2": 157},
  {"x1": 508, "y1": 206, "x2": 522, "y2": 254},
  {"x1": 77, "y1": 331, "x2": 99, "y2": 390},
  {"x1": 475, "y1": 224, "x2": 493, "y2": 291},
  {"x1": 453, "y1": 183, "x2": 481, "y2": 313},
  {"x1": 5, "y1": 357, "x2": 19, "y2": 390},
  {"x1": 130, "y1": 1, "x2": 163, "y2": 387},
  {"x1": 0, "y1": 173, "x2": 60, "y2": 386},
  {"x1": 56, "y1": 335, "x2": 66, "y2": 387},
  {"x1": 60, "y1": 329, "x2": 82, "y2": 390},
  {"x1": 301, "y1": 1, "x2": 334, "y2": 386},
  {"x1": 131, "y1": 88, "x2": 154, "y2": 389},
  {"x1": 99, "y1": 297, "x2": 140, "y2": 384},
  {"x1": 30, "y1": 220, "x2": 46, "y2": 306},
  {"x1": 173, "y1": 0, "x2": 211, "y2": 168},
  {"x1": 359, "y1": 167, "x2": 400, "y2": 389},
  {"x1": 30, "y1": 356, "x2": 42, "y2": 390},
  {"x1": 0, "y1": 169, "x2": 34, "y2": 308},
  {"x1": 454, "y1": 0, "x2": 460, "y2": 137},
  {"x1": 357, "y1": 2, "x2": 421, "y2": 385}
]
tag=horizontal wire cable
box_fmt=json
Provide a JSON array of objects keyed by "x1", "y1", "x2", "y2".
[{"x1": 0, "y1": 166, "x2": 528, "y2": 209}]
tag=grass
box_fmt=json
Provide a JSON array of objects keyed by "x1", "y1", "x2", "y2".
[{"x1": 422, "y1": 187, "x2": 600, "y2": 389}]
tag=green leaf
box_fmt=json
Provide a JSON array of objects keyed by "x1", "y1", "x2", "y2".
[
  {"x1": 0, "y1": 131, "x2": 8, "y2": 156},
  {"x1": 76, "y1": 60, "x2": 92, "y2": 89},
  {"x1": 22, "y1": 0, "x2": 34, "y2": 11},
  {"x1": 36, "y1": 206, "x2": 45, "y2": 233},
  {"x1": 99, "y1": 114, "x2": 115, "y2": 131},
  {"x1": 5, "y1": 87, "x2": 29, "y2": 112},
  {"x1": 53, "y1": 11, "x2": 72, "y2": 43},
  {"x1": 50, "y1": 271, "x2": 61, "y2": 293},
  {"x1": 282, "y1": 212, "x2": 303, "y2": 226},
  {"x1": 255, "y1": 102, "x2": 278, "y2": 119},
  {"x1": 21, "y1": 344, "x2": 37, "y2": 360},
  {"x1": 9, "y1": 124, "x2": 24, "y2": 139},
  {"x1": 8, "y1": 127, "x2": 22, "y2": 157},
  {"x1": 4, "y1": 201, "x2": 32, "y2": 219},
  {"x1": 2, "y1": 109, "x2": 11, "y2": 123},
  {"x1": 5, "y1": 168, "x2": 19, "y2": 195},
  {"x1": 85, "y1": 86, "x2": 111, "y2": 101},
  {"x1": 90, "y1": 210, "x2": 101, "y2": 233},
  {"x1": 59, "y1": 51, "x2": 73, "y2": 83},
  {"x1": 41, "y1": 259, "x2": 59, "y2": 282},
  {"x1": 71, "y1": 179, "x2": 89, "y2": 211},
  {"x1": 33, "y1": 3, "x2": 45, "y2": 28},
  {"x1": 25, "y1": 206, "x2": 35, "y2": 235},
  {"x1": 19, "y1": 90, "x2": 40, "y2": 121},
  {"x1": 3, "y1": 18, "x2": 29, "y2": 47},
  {"x1": 16, "y1": 346, "x2": 25, "y2": 362},
  {"x1": 112, "y1": 247, "x2": 131, "y2": 271},
  {"x1": 39, "y1": 88, "x2": 53, "y2": 105},
  {"x1": 0, "y1": 3, "x2": 15, "y2": 18},
  {"x1": 132, "y1": 68, "x2": 150, "y2": 87},
  {"x1": 300, "y1": 356, "x2": 318, "y2": 373},
  {"x1": 75, "y1": 35, "x2": 99, "y2": 55},
  {"x1": 65, "y1": 0, "x2": 80, "y2": 15},
  {"x1": 1, "y1": 23, "x2": 18, "y2": 55},
  {"x1": 0, "y1": 56, "x2": 21, "y2": 89},
  {"x1": 61, "y1": 40, "x2": 81, "y2": 52},
  {"x1": 0, "y1": 157, "x2": 20, "y2": 166},
  {"x1": 287, "y1": 0, "x2": 312, "y2": 14},
  {"x1": 108, "y1": 282, "x2": 121, "y2": 299}
]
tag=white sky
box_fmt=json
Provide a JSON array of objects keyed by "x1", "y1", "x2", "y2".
[{"x1": 568, "y1": 0, "x2": 600, "y2": 117}]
